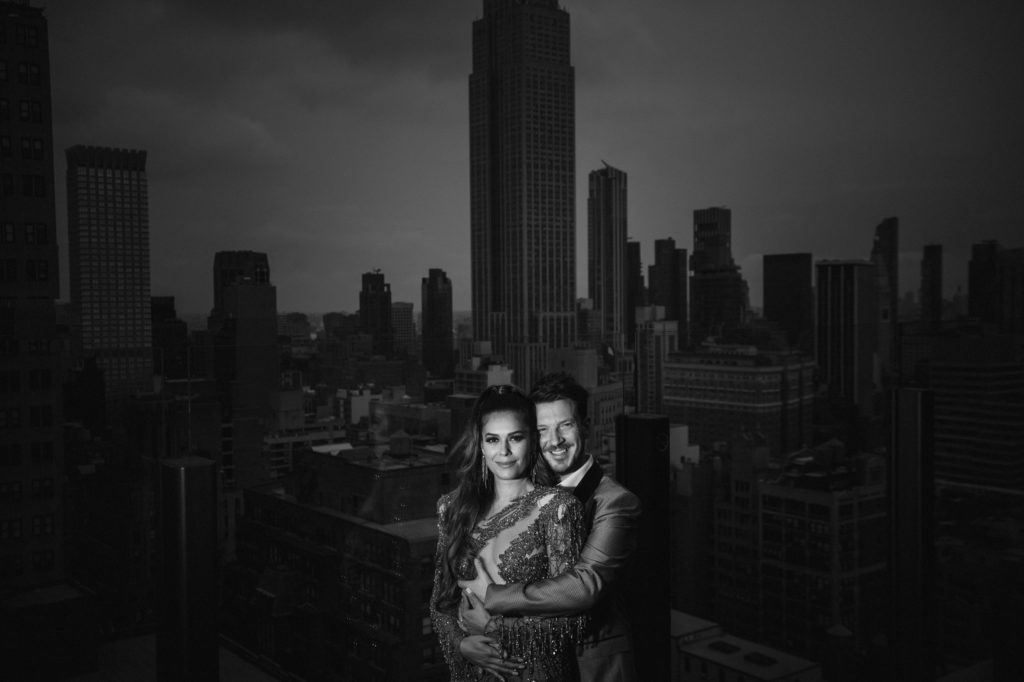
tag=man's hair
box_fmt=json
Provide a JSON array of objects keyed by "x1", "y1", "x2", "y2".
[{"x1": 528, "y1": 371, "x2": 589, "y2": 422}]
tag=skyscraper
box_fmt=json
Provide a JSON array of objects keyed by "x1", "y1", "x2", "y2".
[
  {"x1": 626, "y1": 240, "x2": 645, "y2": 349},
  {"x1": 0, "y1": 0, "x2": 64, "y2": 591},
  {"x1": 470, "y1": 0, "x2": 576, "y2": 388},
  {"x1": 689, "y1": 207, "x2": 748, "y2": 345},
  {"x1": 66, "y1": 145, "x2": 153, "y2": 419},
  {"x1": 359, "y1": 270, "x2": 393, "y2": 358},
  {"x1": 815, "y1": 260, "x2": 878, "y2": 415},
  {"x1": 763, "y1": 253, "x2": 813, "y2": 353},
  {"x1": 421, "y1": 268, "x2": 453, "y2": 378},
  {"x1": 391, "y1": 301, "x2": 414, "y2": 357},
  {"x1": 870, "y1": 217, "x2": 899, "y2": 377},
  {"x1": 648, "y1": 238, "x2": 688, "y2": 341},
  {"x1": 587, "y1": 163, "x2": 628, "y2": 351},
  {"x1": 208, "y1": 251, "x2": 278, "y2": 490}
]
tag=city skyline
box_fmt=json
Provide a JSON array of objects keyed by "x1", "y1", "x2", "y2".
[{"x1": 49, "y1": 1, "x2": 1024, "y2": 314}]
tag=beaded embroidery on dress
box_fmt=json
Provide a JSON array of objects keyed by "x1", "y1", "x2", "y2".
[{"x1": 430, "y1": 486, "x2": 588, "y2": 682}]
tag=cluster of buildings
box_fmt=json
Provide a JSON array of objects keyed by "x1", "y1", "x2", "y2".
[{"x1": 2, "y1": 0, "x2": 1023, "y2": 680}]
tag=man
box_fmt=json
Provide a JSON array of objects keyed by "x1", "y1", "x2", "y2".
[{"x1": 460, "y1": 372, "x2": 641, "y2": 681}]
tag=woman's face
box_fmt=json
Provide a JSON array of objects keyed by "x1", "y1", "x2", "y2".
[{"x1": 480, "y1": 410, "x2": 532, "y2": 482}]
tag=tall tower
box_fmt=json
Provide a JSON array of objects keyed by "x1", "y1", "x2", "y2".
[
  {"x1": 587, "y1": 163, "x2": 628, "y2": 352},
  {"x1": 470, "y1": 0, "x2": 576, "y2": 388},
  {"x1": 208, "y1": 251, "x2": 278, "y2": 489},
  {"x1": 815, "y1": 260, "x2": 878, "y2": 415},
  {"x1": 870, "y1": 217, "x2": 899, "y2": 377},
  {"x1": 689, "y1": 207, "x2": 748, "y2": 345},
  {"x1": 0, "y1": 0, "x2": 64, "y2": 590},
  {"x1": 763, "y1": 253, "x2": 814, "y2": 353},
  {"x1": 66, "y1": 145, "x2": 153, "y2": 421},
  {"x1": 421, "y1": 268, "x2": 453, "y2": 378},
  {"x1": 648, "y1": 238, "x2": 688, "y2": 342},
  {"x1": 359, "y1": 270, "x2": 393, "y2": 358}
]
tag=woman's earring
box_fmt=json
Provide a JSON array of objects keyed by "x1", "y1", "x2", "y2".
[{"x1": 481, "y1": 456, "x2": 488, "y2": 487}]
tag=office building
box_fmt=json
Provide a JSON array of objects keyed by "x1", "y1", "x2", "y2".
[
  {"x1": 634, "y1": 307, "x2": 678, "y2": 414},
  {"x1": 421, "y1": 268, "x2": 453, "y2": 378},
  {"x1": 206, "y1": 251, "x2": 279, "y2": 563},
  {"x1": 815, "y1": 260, "x2": 878, "y2": 414},
  {"x1": 0, "y1": 0, "x2": 63, "y2": 590},
  {"x1": 649, "y1": 238, "x2": 688, "y2": 342},
  {"x1": 66, "y1": 145, "x2": 153, "y2": 420},
  {"x1": 391, "y1": 301, "x2": 414, "y2": 357},
  {"x1": 757, "y1": 443, "x2": 889, "y2": 667},
  {"x1": 359, "y1": 270, "x2": 393, "y2": 358},
  {"x1": 227, "y1": 445, "x2": 451, "y2": 681},
  {"x1": 968, "y1": 240, "x2": 1024, "y2": 333},
  {"x1": 763, "y1": 253, "x2": 813, "y2": 353},
  {"x1": 0, "y1": 6, "x2": 98, "y2": 677},
  {"x1": 625, "y1": 239, "x2": 646, "y2": 349},
  {"x1": 870, "y1": 217, "x2": 898, "y2": 379},
  {"x1": 588, "y1": 163, "x2": 629, "y2": 351},
  {"x1": 663, "y1": 345, "x2": 815, "y2": 457},
  {"x1": 689, "y1": 207, "x2": 749, "y2": 345},
  {"x1": 470, "y1": 0, "x2": 576, "y2": 388}
]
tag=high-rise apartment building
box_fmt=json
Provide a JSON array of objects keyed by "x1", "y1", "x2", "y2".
[
  {"x1": 66, "y1": 145, "x2": 153, "y2": 419},
  {"x1": 360, "y1": 270, "x2": 393, "y2": 358},
  {"x1": 470, "y1": 0, "x2": 576, "y2": 388},
  {"x1": 588, "y1": 163, "x2": 628, "y2": 352},
  {"x1": 649, "y1": 238, "x2": 688, "y2": 341},
  {"x1": 421, "y1": 268, "x2": 453, "y2": 379},
  {"x1": 763, "y1": 253, "x2": 813, "y2": 353},
  {"x1": 689, "y1": 207, "x2": 748, "y2": 345},
  {"x1": 0, "y1": 0, "x2": 64, "y2": 591}
]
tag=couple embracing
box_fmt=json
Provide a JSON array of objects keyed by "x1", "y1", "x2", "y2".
[{"x1": 430, "y1": 373, "x2": 641, "y2": 681}]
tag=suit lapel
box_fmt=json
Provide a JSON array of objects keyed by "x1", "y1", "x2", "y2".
[{"x1": 572, "y1": 460, "x2": 603, "y2": 504}]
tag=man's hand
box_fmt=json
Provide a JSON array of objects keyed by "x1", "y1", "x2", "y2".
[
  {"x1": 459, "y1": 587, "x2": 492, "y2": 636},
  {"x1": 458, "y1": 635, "x2": 525, "y2": 679}
]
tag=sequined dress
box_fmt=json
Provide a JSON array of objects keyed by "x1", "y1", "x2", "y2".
[{"x1": 430, "y1": 486, "x2": 588, "y2": 681}]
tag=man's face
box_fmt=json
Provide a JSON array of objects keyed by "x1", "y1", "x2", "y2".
[{"x1": 536, "y1": 399, "x2": 586, "y2": 479}]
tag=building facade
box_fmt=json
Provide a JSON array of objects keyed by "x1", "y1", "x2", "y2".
[
  {"x1": 469, "y1": 0, "x2": 576, "y2": 388},
  {"x1": 587, "y1": 163, "x2": 628, "y2": 352},
  {"x1": 421, "y1": 268, "x2": 453, "y2": 379},
  {"x1": 359, "y1": 270, "x2": 393, "y2": 358},
  {"x1": 663, "y1": 345, "x2": 815, "y2": 457},
  {"x1": 763, "y1": 253, "x2": 813, "y2": 353},
  {"x1": 0, "y1": 0, "x2": 64, "y2": 591},
  {"x1": 66, "y1": 145, "x2": 153, "y2": 419}
]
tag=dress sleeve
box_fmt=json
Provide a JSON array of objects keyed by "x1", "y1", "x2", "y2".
[{"x1": 429, "y1": 495, "x2": 477, "y2": 680}]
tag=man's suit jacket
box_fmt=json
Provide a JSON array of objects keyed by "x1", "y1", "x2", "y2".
[{"x1": 484, "y1": 461, "x2": 642, "y2": 682}]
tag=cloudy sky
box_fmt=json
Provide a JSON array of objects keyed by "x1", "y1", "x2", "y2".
[{"x1": 48, "y1": 0, "x2": 1023, "y2": 315}]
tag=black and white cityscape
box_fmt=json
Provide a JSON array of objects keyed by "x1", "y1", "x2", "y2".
[{"x1": 2, "y1": 0, "x2": 1023, "y2": 680}]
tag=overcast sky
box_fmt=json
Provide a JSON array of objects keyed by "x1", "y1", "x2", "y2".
[{"x1": 48, "y1": 0, "x2": 1024, "y2": 315}]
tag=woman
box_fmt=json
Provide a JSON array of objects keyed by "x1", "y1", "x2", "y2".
[{"x1": 430, "y1": 385, "x2": 588, "y2": 681}]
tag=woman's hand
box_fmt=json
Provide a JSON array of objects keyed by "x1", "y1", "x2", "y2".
[{"x1": 458, "y1": 635, "x2": 525, "y2": 679}]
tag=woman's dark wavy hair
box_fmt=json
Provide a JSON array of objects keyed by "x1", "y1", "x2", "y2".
[{"x1": 436, "y1": 384, "x2": 557, "y2": 610}]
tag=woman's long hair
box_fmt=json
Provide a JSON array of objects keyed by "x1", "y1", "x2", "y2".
[{"x1": 436, "y1": 384, "x2": 557, "y2": 610}]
